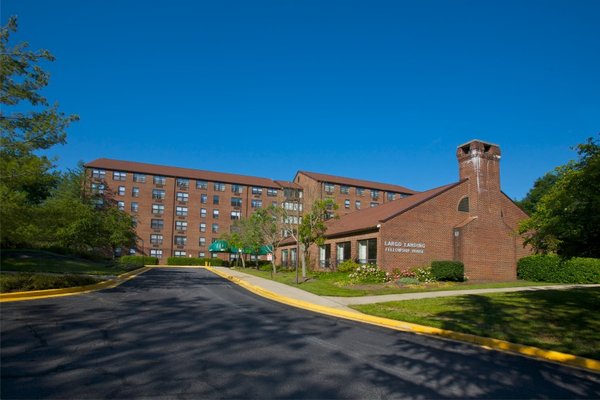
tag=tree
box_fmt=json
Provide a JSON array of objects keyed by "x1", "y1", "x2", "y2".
[
  {"x1": 225, "y1": 217, "x2": 263, "y2": 268},
  {"x1": 298, "y1": 199, "x2": 338, "y2": 278},
  {"x1": 519, "y1": 136, "x2": 600, "y2": 258},
  {"x1": 252, "y1": 206, "x2": 287, "y2": 274},
  {"x1": 516, "y1": 170, "x2": 561, "y2": 215},
  {"x1": 0, "y1": 16, "x2": 78, "y2": 247}
]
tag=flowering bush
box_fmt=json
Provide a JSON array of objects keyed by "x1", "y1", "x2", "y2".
[
  {"x1": 412, "y1": 267, "x2": 436, "y2": 283},
  {"x1": 348, "y1": 264, "x2": 389, "y2": 284}
]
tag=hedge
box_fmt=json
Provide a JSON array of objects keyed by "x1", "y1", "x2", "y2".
[
  {"x1": 118, "y1": 256, "x2": 159, "y2": 267},
  {"x1": 430, "y1": 261, "x2": 465, "y2": 282},
  {"x1": 517, "y1": 254, "x2": 600, "y2": 284},
  {"x1": 166, "y1": 257, "x2": 224, "y2": 266}
]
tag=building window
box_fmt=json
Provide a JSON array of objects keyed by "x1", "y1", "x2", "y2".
[
  {"x1": 370, "y1": 202, "x2": 379, "y2": 208},
  {"x1": 150, "y1": 234, "x2": 163, "y2": 245},
  {"x1": 231, "y1": 210, "x2": 241, "y2": 220},
  {"x1": 151, "y1": 219, "x2": 164, "y2": 229},
  {"x1": 133, "y1": 173, "x2": 146, "y2": 183},
  {"x1": 213, "y1": 195, "x2": 219, "y2": 205},
  {"x1": 356, "y1": 187, "x2": 365, "y2": 196},
  {"x1": 176, "y1": 192, "x2": 189, "y2": 202},
  {"x1": 117, "y1": 201, "x2": 125, "y2": 211},
  {"x1": 91, "y1": 183, "x2": 105, "y2": 194},
  {"x1": 355, "y1": 200, "x2": 361, "y2": 210},
  {"x1": 344, "y1": 199, "x2": 350, "y2": 209},
  {"x1": 200, "y1": 223, "x2": 206, "y2": 232},
  {"x1": 201, "y1": 194, "x2": 208, "y2": 204},
  {"x1": 132, "y1": 187, "x2": 140, "y2": 197},
  {"x1": 283, "y1": 201, "x2": 302, "y2": 212},
  {"x1": 92, "y1": 169, "x2": 105, "y2": 179},
  {"x1": 198, "y1": 252, "x2": 206, "y2": 258},
  {"x1": 252, "y1": 187, "x2": 263, "y2": 195},
  {"x1": 324, "y1": 183, "x2": 334, "y2": 194},
  {"x1": 131, "y1": 202, "x2": 139, "y2": 212},
  {"x1": 200, "y1": 208, "x2": 207, "y2": 218},
  {"x1": 231, "y1": 184, "x2": 243, "y2": 194},
  {"x1": 387, "y1": 192, "x2": 396, "y2": 201},
  {"x1": 458, "y1": 197, "x2": 470, "y2": 212},
  {"x1": 358, "y1": 239, "x2": 377, "y2": 264},
  {"x1": 132, "y1": 217, "x2": 137, "y2": 227},
  {"x1": 231, "y1": 197, "x2": 242, "y2": 207},
  {"x1": 176, "y1": 206, "x2": 188, "y2": 216},
  {"x1": 150, "y1": 249, "x2": 163, "y2": 258},
  {"x1": 174, "y1": 251, "x2": 186, "y2": 257},
  {"x1": 153, "y1": 176, "x2": 166, "y2": 185},
  {"x1": 336, "y1": 242, "x2": 351, "y2": 263},
  {"x1": 282, "y1": 250, "x2": 289, "y2": 266},
  {"x1": 118, "y1": 186, "x2": 126, "y2": 196},
  {"x1": 371, "y1": 190, "x2": 380, "y2": 200},
  {"x1": 152, "y1": 204, "x2": 165, "y2": 215},
  {"x1": 113, "y1": 171, "x2": 126, "y2": 181},
  {"x1": 251, "y1": 199, "x2": 262, "y2": 208},
  {"x1": 319, "y1": 244, "x2": 331, "y2": 268},
  {"x1": 212, "y1": 223, "x2": 219, "y2": 233},
  {"x1": 340, "y1": 185, "x2": 350, "y2": 194},
  {"x1": 175, "y1": 221, "x2": 188, "y2": 231},
  {"x1": 177, "y1": 178, "x2": 189, "y2": 189},
  {"x1": 174, "y1": 236, "x2": 187, "y2": 246},
  {"x1": 267, "y1": 188, "x2": 278, "y2": 197},
  {"x1": 213, "y1": 182, "x2": 226, "y2": 192},
  {"x1": 199, "y1": 237, "x2": 206, "y2": 247},
  {"x1": 196, "y1": 180, "x2": 208, "y2": 189},
  {"x1": 213, "y1": 209, "x2": 219, "y2": 219},
  {"x1": 152, "y1": 189, "x2": 165, "y2": 200}
]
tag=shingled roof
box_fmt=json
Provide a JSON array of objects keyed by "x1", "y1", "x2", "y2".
[
  {"x1": 296, "y1": 171, "x2": 416, "y2": 194},
  {"x1": 324, "y1": 180, "x2": 466, "y2": 237}
]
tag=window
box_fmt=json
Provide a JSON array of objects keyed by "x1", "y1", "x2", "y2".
[
  {"x1": 252, "y1": 187, "x2": 263, "y2": 195},
  {"x1": 458, "y1": 197, "x2": 470, "y2": 212},
  {"x1": 198, "y1": 252, "x2": 206, "y2": 258},
  {"x1": 231, "y1": 210, "x2": 241, "y2": 220},
  {"x1": 152, "y1": 189, "x2": 165, "y2": 200},
  {"x1": 154, "y1": 176, "x2": 166, "y2": 185},
  {"x1": 356, "y1": 187, "x2": 365, "y2": 196},
  {"x1": 150, "y1": 249, "x2": 163, "y2": 258},
  {"x1": 92, "y1": 169, "x2": 105, "y2": 179},
  {"x1": 358, "y1": 239, "x2": 377, "y2": 264},
  {"x1": 252, "y1": 199, "x2": 262, "y2": 208},
  {"x1": 150, "y1": 234, "x2": 163, "y2": 245},
  {"x1": 284, "y1": 188, "x2": 301, "y2": 199},
  {"x1": 324, "y1": 183, "x2": 334, "y2": 194},
  {"x1": 174, "y1": 251, "x2": 186, "y2": 257},
  {"x1": 118, "y1": 186, "x2": 126, "y2": 196},
  {"x1": 176, "y1": 206, "x2": 188, "y2": 216},
  {"x1": 231, "y1": 197, "x2": 242, "y2": 207},
  {"x1": 151, "y1": 219, "x2": 164, "y2": 229},
  {"x1": 132, "y1": 187, "x2": 140, "y2": 197},
  {"x1": 196, "y1": 180, "x2": 208, "y2": 189},
  {"x1": 177, "y1": 178, "x2": 189, "y2": 189},
  {"x1": 355, "y1": 200, "x2": 361, "y2": 210},
  {"x1": 336, "y1": 242, "x2": 351, "y2": 263},
  {"x1": 201, "y1": 194, "x2": 208, "y2": 204},
  {"x1": 340, "y1": 185, "x2": 350, "y2": 194},
  {"x1": 282, "y1": 250, "x2": 289, "y2": 266},
  {"x1": 212, "y1": 223, "x2": 219, "y2": 233},
  {"x1": 131, "y1": 217, "x2": 137, "y2": 227},
  {"x1": 133, "y1": 173, "x2": 146, "y2": 183},
  {"x1": 174, "y1": 236, "x2": 187, "y2": 246},
  {"x1": 213, "y1": 195, "x2": 219, "y2": 205},
  {"x1": 213, "y1": 182, "x2": 226, "y2": 192},
  {"x1": 91, "y1": 183, "x2": 105, "y2": 194},
  {"x1": 387, "y1": 192, "x2": 396, "y2": 201},
  {"x1": 199, "y1": 237, "x2": 206, "y2": 247},
  {"x1": 117, "y1": 201, "x2": 125, "y2": 211},
  {"x1": 370, "y1": 202, "x2": 379, "y2": 208},
  {"x1": 113, "y1": 171, "x2": 126, "y2": 181},
  {"x1": 131, "y1": 202, "x2": 139, "y2": 212},
  {"x1": 213, "y1": 209, "x2": 219, "y2": 219},
  {"x1": 231, "y1": 184, "x2": 243, "y2": 194},
  {"x1": 319, "y1": 244, "x2": 331, "y2": 268},
  {"x1": 371, "y1": 190, "x2": 380, "y2": 200},
  {"x1": 283, "y1": 201, "x2": 302, "y2": 212},
  {"x1": 152, "y1": 204, "x2": 165, "y2": 215},
  {"x1": 200, "y1": 208, "x2": 207, "y2": 218},
  {"x1": 267, "y1": 188, "x2": 278, "y2": 197},
  {"x1": 176, "y1": 192, "x2": 189, "y2": 202},
  {"x1": 200, "y1": 223, "x2": 206, "y2": 232},
  {"x1": 344, "y1": 199, "x2": 350, "y2": 209},
  {"x1": 175, "y1": 221, "x2": 188, "y2": 231}
]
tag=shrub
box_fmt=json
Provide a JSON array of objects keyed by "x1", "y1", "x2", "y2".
[
  {"x1": 411, "y1": 266, "x2": 436, "y2": 283},
  {"x1": 119, "y1": 256, "x2": 159, "y2": 267},
  {"x1": 337, "y1": 260, "x2": 360, "y2": 273},
  {"x1": 518, "y1": 255, "x2": 600, "y2": 283},
  {"x1": 348, "y1": 264, "x2": 389, "y2": 284},
  {"x1": 166, "y1": 257, "x2": 224, "y2": 266},
  {"x1": 0, "y1": 274, "x2": 100, "y2": 293},
  {"x1": 430, "y1": 261, "x2": 465, "y2": 282}
]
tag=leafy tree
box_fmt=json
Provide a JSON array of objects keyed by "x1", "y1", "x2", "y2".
[
  {"x1": 516, "y1": 171, "x2": 561, "y2": 215},
  {"x1": 251, "y1": 205, "x2": 288, "y2": 274},
  {"x1": 0, "y1": 16, "x2": 78, "y2": 247},
  {"x1": 298, "y1": 199, "x2": 338, "y2": 278},
  {"x1": 225, "y1": 217, "x2": 263, "y2": 268},
  {"x1": 519, "y1": 136, "x2": 600, "y2": 258}
]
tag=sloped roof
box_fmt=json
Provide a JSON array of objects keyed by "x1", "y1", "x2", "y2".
[
  {"x1": 274, "y1": 180, "x2": 303, "y2": 190},
  {"x1": 85, "y1": 158, "x2": 281, "y2": 188},
  {"x1": 296, "y1": 171, "x2": 416, "y2": 194},
  {"x1": 325, "y1": 181, "x2": 466, "y2": 237}
]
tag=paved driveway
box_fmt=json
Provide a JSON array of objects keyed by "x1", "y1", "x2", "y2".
[{"x1": 1, "y1": 268, "x2": 599, "y2": 399}]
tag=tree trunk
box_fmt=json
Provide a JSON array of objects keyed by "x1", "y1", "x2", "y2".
[{"x1": 300, "y1": 243, "x2": 307, "y2": 278}]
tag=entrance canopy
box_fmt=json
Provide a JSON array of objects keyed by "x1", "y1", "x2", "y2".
[{"x1": 208, "y1": 240, "x2": 272, "y2": 255}]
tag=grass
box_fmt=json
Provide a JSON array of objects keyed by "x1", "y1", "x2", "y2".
[
  {"x1": 0, "y1": 273, "x2": 101, "y2": 293},
  {"x1": 352, "y1": 288, "x2": 600, "y2": 359},
  {"x1": 233, "y1": 267, "x2": 559, "y2": 297}
]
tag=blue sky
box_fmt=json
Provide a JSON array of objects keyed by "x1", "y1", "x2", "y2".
[{"x1": 3, "y1": 0, "x2": 599, "y2": 199}]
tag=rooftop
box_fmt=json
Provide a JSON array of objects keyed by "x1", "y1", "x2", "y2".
[{"x1": 296, "y1": 171, "x2": 416, "y2": 194}]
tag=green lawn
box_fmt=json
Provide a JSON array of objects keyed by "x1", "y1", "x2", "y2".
[
  {"x1": 232, "y1": 267, "x2": 559, "y2": 297},
  {"x1": 353, "y1": 288, "x2": 600, "y2": 359}
]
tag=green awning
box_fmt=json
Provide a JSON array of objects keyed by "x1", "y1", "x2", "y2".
[
  {"x1": 208, "y1": 240, "x2": 231, "y2": 252},
  {"x1": 208, "y1": 241, "x2": 273, "y2": 255}
]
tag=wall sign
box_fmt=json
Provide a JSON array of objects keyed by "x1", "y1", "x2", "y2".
[{"x1": 384, "y1": 241, "x2": 425, "y2": 254}]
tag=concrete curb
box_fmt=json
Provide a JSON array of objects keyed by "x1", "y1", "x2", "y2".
[
  {"x1": 205, "y1": 266, "x2": 600, "y2": 374},
  {"x1": 0, "y1": 267, "x2": 152, "y2": 303}
]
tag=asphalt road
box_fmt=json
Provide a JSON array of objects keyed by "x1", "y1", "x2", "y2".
[{"x1": 1, "y1": 268, "x2": 599, "y2": 399}]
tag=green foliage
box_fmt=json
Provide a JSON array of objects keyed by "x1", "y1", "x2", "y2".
[
  {"x1": 519, "y1": 136, "x2": 600, "y2": 258},
  {"x1": 516, "y1": 171, "x2": 561, "y2": 215},
  {"x1": 348, "y1": 264, "x2": 389, "y2": 284},
  {"x1": 166, "y1": 257, "x2": 223, "y2": 266},
  {"x1": 412, "y1": 266, "x2": 436, "y2": 283},
  {"x1": 517, "y1": 254, "x2": 600, "y2": 283},
  {"x1": 0, "y1": 273, "x2": 99, "y2": 293},
  {"x1": 398, "y1": 277, "x2": 420, "y2": 285},
  {"x1": 337, "y1": 260, "x2": 360, "y2": 273},
  {"x1": 430, "y1": 261, "x2": 465, "y2": 282},
  {"x1": 118, "y1": 256, "x2": 159, "y2": 267}
]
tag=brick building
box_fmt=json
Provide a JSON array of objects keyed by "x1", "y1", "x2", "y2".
[{"x1": 277, "y1": 140, "x2": 531, "y2": 281}]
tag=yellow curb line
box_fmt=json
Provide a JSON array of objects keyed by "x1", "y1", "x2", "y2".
[
  {"x1": 205, "y1": 266, "x2": 600, "y2": 374},
  {"x1": 0, "y1": 267, "x2": 152, "y2": 302}
]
